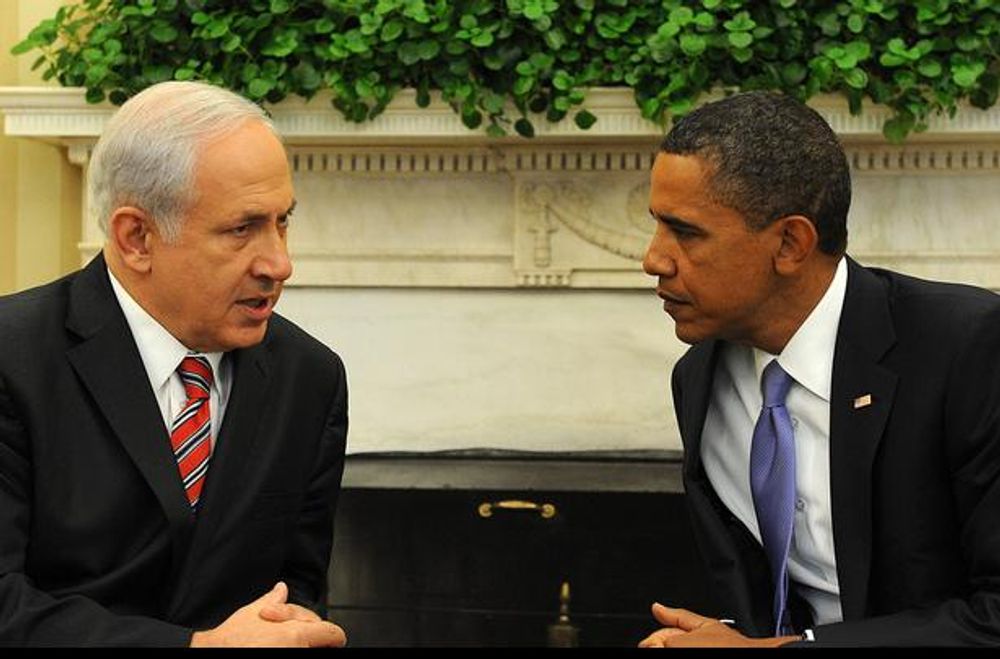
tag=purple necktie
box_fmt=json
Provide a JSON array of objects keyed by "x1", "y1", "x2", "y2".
[{"x1": 749, "y1": 360, "x2": 796, "y2": 636}]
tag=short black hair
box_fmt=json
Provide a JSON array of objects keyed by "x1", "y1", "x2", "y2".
[{"x1": 660, "y1": 91, "x2": 850, "y2": 256}]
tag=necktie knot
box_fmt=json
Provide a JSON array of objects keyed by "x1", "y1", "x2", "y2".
[
  {"x1": 178, "y1": 355, "x2": 213, "y2": 402},
  {"x1": 761, "y1": 360, "x2": 793, "y2": 409}
]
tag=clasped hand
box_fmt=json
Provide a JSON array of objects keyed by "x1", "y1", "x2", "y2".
[
  {"x1": 190, "y1": 581, "x2": 347, "y2": 647},
  {"x1": 639, "y1": 602, "x2": 796, "y2": 648}
]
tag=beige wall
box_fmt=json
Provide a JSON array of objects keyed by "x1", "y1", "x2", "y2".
[{"x1": 1, "y1": 0, "x2": 83, "y2": 295}]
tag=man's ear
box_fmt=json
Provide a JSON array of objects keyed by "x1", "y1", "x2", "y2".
[
  {"x1": 773, "y1": 215, "x2": 819, "y2": 275},
  {"x1": 107, "y1": 207, "x2": 156, "y2": 274}
]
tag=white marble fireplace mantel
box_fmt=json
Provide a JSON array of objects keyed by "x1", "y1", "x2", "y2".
[{"x1": 3, "y1": 87, "x2": 999, "y2": 454}]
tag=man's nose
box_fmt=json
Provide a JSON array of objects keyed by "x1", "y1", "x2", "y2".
[
  {"x1": 642, "y1": 233, "x2": 677, "y2": 278},
  {"x1": 253, "y1": 226, "x2": 293, "y2": 283}
]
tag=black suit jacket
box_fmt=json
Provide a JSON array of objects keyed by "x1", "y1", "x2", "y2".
[
  {"x1": 672, "y1": 258, "x2": 1000, "y2": 646},
  {"x1": 0, "y1": 255, "x2": 348, "y2": 646}
]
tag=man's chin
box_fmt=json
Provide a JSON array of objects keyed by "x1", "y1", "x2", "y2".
[
  {"x1": 210, "y1": 323, "x2": 270, "y2": 352},
  {"x1": 673, "y1": 323, "x2": 710, "y2": 346}
]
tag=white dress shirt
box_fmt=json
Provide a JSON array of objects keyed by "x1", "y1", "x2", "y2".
[
  {"x1": 108, "y1": 269, "x2": 231, "y2": 446},
  {"x1": 701, "y1": 257, "x2": 848, "y2": 626}
]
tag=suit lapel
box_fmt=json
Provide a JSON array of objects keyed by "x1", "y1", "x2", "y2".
[
  {"x1": 195, "y1": 343, "x2": 272, "y2": 519},
  {"x1": 677, "y1": 339, "x2": 721, "y2": 479},
  {"x1": 676, "y1": 340, "x2": 776, "y2": 632},
  {"x1": 829, "y1": 259, "x2": 898, "y2": 620},
  {"x1": 65, "y1": 256, "x2": 196, "y2": 564}
]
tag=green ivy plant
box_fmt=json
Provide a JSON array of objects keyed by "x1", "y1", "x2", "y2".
[{"x1": 11, "y1": 0, "x2": 1000, "y2": 142}]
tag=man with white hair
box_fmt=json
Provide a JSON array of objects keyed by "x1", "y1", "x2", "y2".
[{"x1": 0, "y1": 81, "x2": 348, "y2": 647}]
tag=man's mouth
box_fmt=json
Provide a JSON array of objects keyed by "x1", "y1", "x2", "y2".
[
  {"x1": 237, "y1": 297, "x2": 269, "y2": 309},
  {"x1": 235, "y1": 296, "x2": 274, "y2": 320},
  {"x1": 657, "y1": 289, "x2": 688, "y2": 305}
]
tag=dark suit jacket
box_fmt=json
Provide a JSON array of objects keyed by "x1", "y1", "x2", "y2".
[
  {"x1": 672, "y1": 257, "x2": 1000, "y2": 646},
  {"x1": 0, "y1": 255, "x2": 348, "y2": 646}
]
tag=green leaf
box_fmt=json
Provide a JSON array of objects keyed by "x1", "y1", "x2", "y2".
[
  {"x1": 513, "y1": 75, "x2": 535, "y2": 95},
  {"x1": 417, "y1": 40, "x2": 440, "y2": 60},
  {"x1": 462, "y1": 108, "x2": 483, "y2": 129},
  {"x1": 723, "y1": 12, "x2": 756, "y2": 32},
  {"x1": 397, "y1": 42, "x2": 421, "y2": 65},
  {"x1": 381, "y1": 20, "x2": 404, "y2": 41},
  {"x1": 887, "y1": 37, "x2": 908, "y2": 55},
  {"x1": 85, "y1": 87, "x2": 106, "y2": 104},
  {"x1": 844, "y1": 68, "x2": 868, "y2": 89},
  {"x1": 523, "y1": 2, "x2": 544, "y2": 21},
  {"x1": 781, "y1": 62, "x2": 807, "y2": 85},
  {"x1": 553, "y1": 70, "x2": 573, "y2": 91},
  {"x1": 150, "y1": 24, "x2": 178, "y2": 44},
  {"x1": 846, "y1": 13, "x2": 864, "y2": 33},
  {"x1": 679, "y1": 34, "x2": 706, "y2": 56},
  {"x1": 221, "y1": 34, "x2": 241, "y2": 52},
  {"x1": 728, "y1": 32, "x2": 753, "y2": 49},
  {"x1": 544, "y1": 28, "x2": 567, "y2": 50},
  {"x1": 879, "y1": 53, "x2": 907, "y2": 67},
  {"x1": 514, "y1": 117, "x2": 535, "y2": 137},
  {"x1": 731, "y1": 47, "x2": 753, "y2": 63},
  {"x1": 882, "y1": 112, "x2": 914, "y2": 143},
  {"x1": 471, "y1": 31, "x2": 494, "y2": 47},
  {"x1": 656, "y1": 21, "x2": 680, "y2": 38},
  {"x1": 815, "y1": 12, "x2": 840, "y2": 36},
  {"x1": 669, "y1": 7, "x2": 694, "y2": 26},
  {"x1": 261, "y1": 32, "x2": 298, "y2": 57},
  {"x1": 918, "y1": 59, "x2": 943, "y2": 78},
  {"x1": 693, "y1": 12, "x2": 715, "y2": 29},
  {"x1": 956, "y1": 35, "x2": 981, "y2": 52},
  {"x1": 482, "y1": 92, "x2": 505, "y2": 113},
  {"x1": 269, "y1": 0, "x2": 291, "y2": 14},
  {"x1": 248, "y1": 78, "x2": 275, "y2": 97},
  {"x1": 315, "y1": 18, "x2": 336, "y2": 34},
  {"x1": 10, "y1": 39, "x2": 38, "y2": 56},
  {"x1": 952, "y1": 60, "x2": 986, "y2": 88},
  {"x1": 574, "y1": 109, "x2": 597, "y2": 129}
]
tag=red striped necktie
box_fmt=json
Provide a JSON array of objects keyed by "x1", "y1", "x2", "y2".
[{"x1": 171, "y1": 355, "x2": 214, "y2": 511}]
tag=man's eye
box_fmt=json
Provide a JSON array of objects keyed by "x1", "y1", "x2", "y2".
[{"x1": 231, "y1": 224, "x2": 250, "y2": 236}]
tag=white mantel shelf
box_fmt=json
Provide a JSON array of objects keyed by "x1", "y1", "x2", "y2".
[{"x1": 3, "y1": 86, "x2": 1000, "y2": 144}]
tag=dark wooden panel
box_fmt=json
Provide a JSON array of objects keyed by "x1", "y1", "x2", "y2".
[{"x1": 327, "y1": 484, "x2": 715, "y2": 647}]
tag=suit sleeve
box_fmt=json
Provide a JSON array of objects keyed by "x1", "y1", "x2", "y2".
[
  {"x1": 809, "y1": 302, "x2": 1000, "y2": 647},
  {"x1": 0, "y1": 373, "x2": 194, "y2": 646},
  {"x1": 281, "y1": 354, "x2": 348, "y2": 617}
]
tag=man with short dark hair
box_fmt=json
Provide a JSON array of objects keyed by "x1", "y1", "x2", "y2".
[
  {"x1": 0, "y1": 81, "x2": 348, "y2": 647},
  {"x1": 639, "y1": 91, "x2": 1000, "y2": 647}
]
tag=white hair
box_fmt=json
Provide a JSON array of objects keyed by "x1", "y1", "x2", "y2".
[{"x1": 89, "y1": 81, "x2": 277, "y2": 242}]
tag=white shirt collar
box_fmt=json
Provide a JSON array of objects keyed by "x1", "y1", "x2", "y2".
[
  {"x1": 107, "y1": 267, "x2": 225, "y2": 390},
  {"x1": 752, "y1": 257, "x2": 848, "y2": 402}
]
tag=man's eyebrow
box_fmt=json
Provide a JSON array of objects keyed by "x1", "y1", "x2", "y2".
[
  {"x1": 235, "y1": 200, "x2": 297, "y2": 224},
  {"x1": 648, "y1": 209, "x2": 704, "y2": 233}
]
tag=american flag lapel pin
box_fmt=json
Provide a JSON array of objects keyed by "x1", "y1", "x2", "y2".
[{"x1": 853, "y1": 394, "x2": 872, "y2": 409}]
